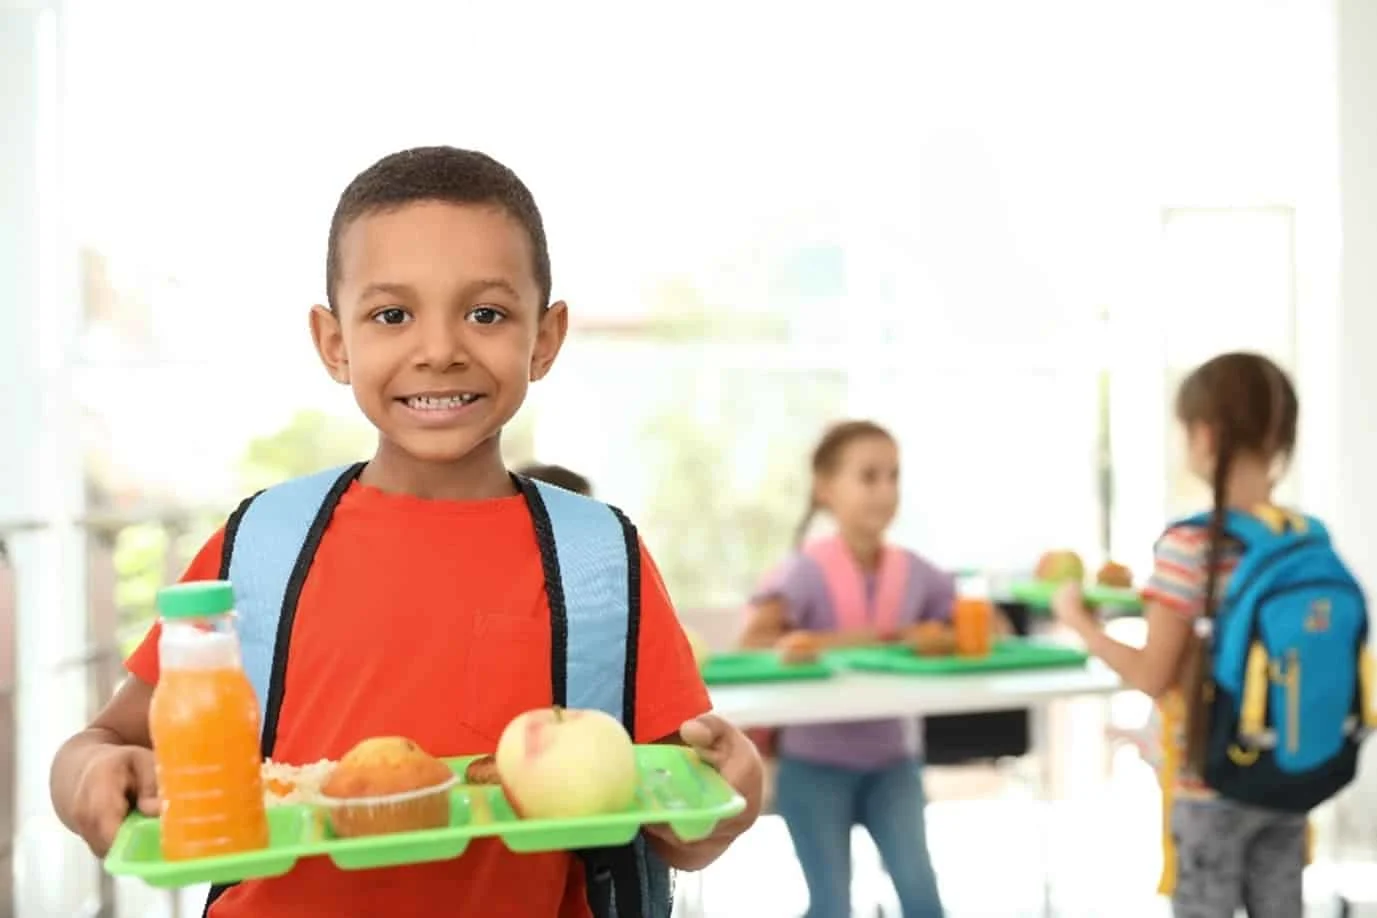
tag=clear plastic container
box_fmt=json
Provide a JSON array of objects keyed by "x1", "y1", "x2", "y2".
[
  {"x1": 150, "y1": 580, "x2": 269, "y2": 860},
  {"x1": 316, "y1": 775, "x2": 459, "y2": 838}
]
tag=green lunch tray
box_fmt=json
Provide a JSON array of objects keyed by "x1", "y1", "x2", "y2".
[
  {"x1": 700, "y1": 650, "x2": 836, "y2": 685},
  {"x1": 828, "y1": 638, "x2": 1089, "y2": 675},
  {"x1": 104, "y1": 746, "x2": 745, "y2": 889},
  {"x1": 1006, "y1": 580, "x2": 1143, "y2": 612}
]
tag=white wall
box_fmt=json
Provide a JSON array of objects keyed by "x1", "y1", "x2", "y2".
[
  {"x1": 1292, "y1": 0, "x2": 1377, "y2": 587},
  {"x1": 1330, "y1": 0, "x2": 1377, "y2": 588},
  {"x1": 1293, "y1": 0, "x2": 1377, "y2": 856}
]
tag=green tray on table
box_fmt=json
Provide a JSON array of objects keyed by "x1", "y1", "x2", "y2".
[
  {"x1": 1006, "y1": 580, "x2": 1143, "y2": 613},
  {"x1": 700, "y1": 650, "x2": 836, "y2": 685},
  {"x1": 828, "y1": 637, "x2": 1089, "y2": 675},
  {"x1": 104, "y1": 746, "x2": 744, "y2": 889}
]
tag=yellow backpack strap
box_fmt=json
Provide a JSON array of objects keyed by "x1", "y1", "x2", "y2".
[
  {"x1": 1240, "y1": 642, "x2": 1270, "y2": 737},
  {"x1": 1361, "y1": 647, "x2": 1377, "y2": 728},
  {"x1": 1157, "y1": 696, "x2": 1182, "y2": 895}
]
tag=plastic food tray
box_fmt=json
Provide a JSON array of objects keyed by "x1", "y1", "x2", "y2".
[{"x1": 105, "y1": 746, "x2": 744, "y2": 889}]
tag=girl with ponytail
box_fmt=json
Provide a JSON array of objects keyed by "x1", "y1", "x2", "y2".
[{"x1": 1053, "y1": 352, "x2": 1304, "y2": 917}]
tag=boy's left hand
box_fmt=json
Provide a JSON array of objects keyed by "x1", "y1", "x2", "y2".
[
  {"x1": 1051, "y1": 582, "x2": 1095, "y2": 633},
  {"x1": 645, "y1": 713, "x2": 763, "y2": 871}
]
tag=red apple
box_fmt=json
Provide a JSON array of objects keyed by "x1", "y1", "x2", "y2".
[{"x1": 495, "y1": 706, "x2": 639, "y2": 820}]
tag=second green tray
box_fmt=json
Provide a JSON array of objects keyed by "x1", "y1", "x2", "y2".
[
  {"x1": 104, "y1": 745, "x2": 744, "y2": 889},
  {"x1": 1006, "y1": 580, "x2": 1143, "y2": 612},
  {"x1": 829, "y1": 638, "x2": 1089, "y2": 675},
  {"x1": 700, "y1": 650, "x2": 836, "y2": 685}
]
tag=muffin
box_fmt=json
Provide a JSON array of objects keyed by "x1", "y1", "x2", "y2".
[
  {"x1": 1096, "y1": 561, "x2": 1134, "y2": 589},
  {"x1": 318, "y1": 737, "x2": 456, "y2": 837}
]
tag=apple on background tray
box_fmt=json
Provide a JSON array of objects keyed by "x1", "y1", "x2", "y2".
[
  {"x1": 1034, "y1": 549, "x2": 1085, "y2": 583},
  {"x1": 495, "y1": 707, "x2": 639, "y2": 820}
]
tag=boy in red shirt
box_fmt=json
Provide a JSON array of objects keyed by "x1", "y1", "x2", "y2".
[{"x1": 49, "y1": 147, "x2": 762, "y2": 916}]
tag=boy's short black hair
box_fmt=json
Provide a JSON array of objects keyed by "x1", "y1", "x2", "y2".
[
  {"x1": 326, "y1": 146, "x2": 551, "y2": 310},
  {"x1": 516, "y1": 463, "x2": 592, "y2": 497}
]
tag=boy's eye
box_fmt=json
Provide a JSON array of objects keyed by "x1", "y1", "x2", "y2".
[
  {"x1": 372, "y1": 307, "x2": 410, "y2": 326},
  {"x1": 467, "y1": 306, "x2": 504, "y2": 326}
]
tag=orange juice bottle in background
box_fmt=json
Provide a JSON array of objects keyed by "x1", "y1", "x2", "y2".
[
  {"x1": 149, "y1": 581, "x2": 269, "y2": 860},
  {"x1": 952, "y1": 573, "x2": 994, "y2": 657}
]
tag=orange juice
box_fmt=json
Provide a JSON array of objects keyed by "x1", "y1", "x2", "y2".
[
  {"x1": 150, "y1": 581, "x2": 269, "y2": 860},
  {"x1": 952, "y1": 596, "x2": 994, "y2": 657}
]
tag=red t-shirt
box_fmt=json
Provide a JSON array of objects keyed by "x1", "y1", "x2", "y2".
[{"x1": 126, "y1": 481, "x2": 710, "y2": 917}]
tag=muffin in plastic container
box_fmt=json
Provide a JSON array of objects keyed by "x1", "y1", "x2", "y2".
[
  {"x1": 317, "y1": 775, "x2": 458, "y2": 838},
  {"x1": 315, "y1": 736, "x2": 458, "y2": 838}
]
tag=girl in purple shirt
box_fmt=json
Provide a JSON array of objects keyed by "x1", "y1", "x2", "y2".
[{"x1": 743, "y1": 420, "x2": 948, "y2": 918}]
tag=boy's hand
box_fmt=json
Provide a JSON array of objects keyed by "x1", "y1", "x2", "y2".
[
  {"x1": 646, "y1": 714, "x2": 763, "y2": 871},
  {"x1": 69, "y1": 745, "x2": 160, "y2": 856}
]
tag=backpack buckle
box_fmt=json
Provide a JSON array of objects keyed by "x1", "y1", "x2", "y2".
[{"x1": 1227, "y1": 743, "x2": 1261, "y2": 766}]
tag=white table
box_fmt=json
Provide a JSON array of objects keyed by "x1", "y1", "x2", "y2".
[
  {"x1": 701, "y1": 662, "x2": 1127, "y2": 917},
  {"x1": 709, "y1": 663, "x2": 1123, "y2": 727}
]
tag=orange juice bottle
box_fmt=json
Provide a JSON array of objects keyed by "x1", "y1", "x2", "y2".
[
  {"x1": 952, "y1": 575, "x2": 995, "y2": 657},
  {"x1": 150, "y1": 581, "x2": 269, "y2": 860}
]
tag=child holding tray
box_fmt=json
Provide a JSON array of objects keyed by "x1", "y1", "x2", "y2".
[{"x1": 49, "y1": 146, "x2": 763, "y2": 917}]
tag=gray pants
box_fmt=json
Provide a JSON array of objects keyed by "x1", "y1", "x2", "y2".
[{"x1": 1171, "y1": 798, "x2": 1306, "y2": 918}]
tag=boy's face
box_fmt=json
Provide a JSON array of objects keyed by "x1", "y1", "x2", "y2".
[{"x1": 311, "y1": 201, "x2": 566, "y2": 466}]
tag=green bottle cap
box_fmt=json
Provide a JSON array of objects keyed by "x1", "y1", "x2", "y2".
[{"x1": 157, "y1": 581, "x2": 236, "y2": 620}]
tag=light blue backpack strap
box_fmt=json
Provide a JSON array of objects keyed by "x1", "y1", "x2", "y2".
[
  {"x1": 527, "y1": 479, "x2": 635, "y2": 722},
  {"x1": 202, "y1": 462, "x2": 363, "y2": 913},
  {"x1": 224, "y1": 464, "x2": 363, "y2": 745},
  {"x1": 517, "y1": 477, "x2": 672, "y2": 918}
]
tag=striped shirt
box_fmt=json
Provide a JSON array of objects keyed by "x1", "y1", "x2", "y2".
[{"x1": 1143, "y1": 524, "x2": 1241, "y2": 618}]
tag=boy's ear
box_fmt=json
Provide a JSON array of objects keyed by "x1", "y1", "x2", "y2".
[
  {"x1": 530, "y1": 300, "x2": 569, "y2": 382},
  {"x1": 310, "y1": 304, "x2": 350, "y2": 384}
]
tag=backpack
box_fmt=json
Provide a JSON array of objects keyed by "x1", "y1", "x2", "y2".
[
  {"x1": 201, "y1": 463, "x2": 671, "y2": 918},
  {"x1": 1184, "y1": 507, "x2": 1375, "y2": 812}
]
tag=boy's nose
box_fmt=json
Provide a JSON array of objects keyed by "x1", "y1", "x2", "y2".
[{"x1": 416, "y1": 317, "x2": 468, "y2": 369}]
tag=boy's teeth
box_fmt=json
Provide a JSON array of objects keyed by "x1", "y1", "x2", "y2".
[{"x1": 407, "y1": 394, "x2": 477, "y2": 410}]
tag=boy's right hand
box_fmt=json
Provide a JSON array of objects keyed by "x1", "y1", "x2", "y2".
[{"x1": 70, "y1": 745, "x2": 160, "y2": 857}]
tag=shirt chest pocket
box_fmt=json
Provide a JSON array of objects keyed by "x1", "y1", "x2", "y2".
[{"x1": 457, "y1": 612, "x2": 553, "y2": 744}]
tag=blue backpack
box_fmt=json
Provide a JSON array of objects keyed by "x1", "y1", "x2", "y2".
[
  {"x1": 201, "y1": 463, "x2": 672, "y2": 918},
  {"x1": 1185, "y1": 507, "x2": 1373, "y2": 812}
]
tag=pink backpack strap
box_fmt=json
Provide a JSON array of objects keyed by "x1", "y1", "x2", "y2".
[
  {"x1": 871, "y1": 545, "x2": 909, "y2": 635},
  {"x1": 805, "y1": 537, "x2": 910, "y2": 635}
]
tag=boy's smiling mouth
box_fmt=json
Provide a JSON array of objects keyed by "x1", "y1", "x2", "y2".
[
  {"x1": 394, "y1": 390, "x2": 487, "y2": 425},
  {"x1": 400, "y1": 391, "x2": 483, "y2": 411}
]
